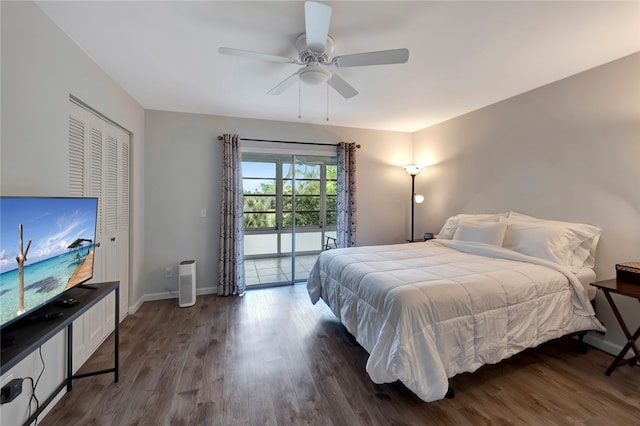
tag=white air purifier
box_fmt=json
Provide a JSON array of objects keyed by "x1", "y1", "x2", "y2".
[{"x1": 178, "y1": 260, "x2": 196, "y2": 307}]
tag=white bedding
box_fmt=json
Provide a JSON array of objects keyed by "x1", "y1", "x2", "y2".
[
  {"x1": 307, "y1": 239, "x2": 606, "y2": 402},
  {"x1": 575, "y1": 267, "x2": 597, "y2": 300}
]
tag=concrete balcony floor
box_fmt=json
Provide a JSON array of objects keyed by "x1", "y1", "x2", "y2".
[{"x1": 245, "y1": 254, "x2": 320, "y2": 286}]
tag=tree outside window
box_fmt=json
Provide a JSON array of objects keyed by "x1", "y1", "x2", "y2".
[{"x1": 242, "y1": 156, "x2": 336, "y2": 231}]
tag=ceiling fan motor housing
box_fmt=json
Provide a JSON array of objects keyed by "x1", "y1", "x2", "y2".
[
  {"x1": 296, "y1": 33, "x2": 334, "y2": 64},
  {"x1": 295, "y1": 33, "x2": 335, "y2": 85}
]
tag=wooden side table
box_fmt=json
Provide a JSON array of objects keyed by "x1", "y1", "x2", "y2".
[{"x1": 590, "y1": 279, "x2": 640, "y2": 376}]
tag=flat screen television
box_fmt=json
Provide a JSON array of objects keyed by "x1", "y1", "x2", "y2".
[{"x1": 0, "y1": 196, "x2": 98, "y2": 329}]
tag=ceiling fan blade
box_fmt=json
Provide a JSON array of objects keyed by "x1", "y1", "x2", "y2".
[
  {"x1": 219, "y1": 47, "x2": 300, "y2": 65},
  {"x1": 332, "y1": 48, "x2": 409, "y2": 68},
  {"x1": 304, "y1": 1, "x2": 332, "y2": 52},
  {"x1": 327, "y1": 73, "x2": 358, "y2": 99},
  {"x1": 267, "y1": 72, "x2": 299, "y2": 95}
]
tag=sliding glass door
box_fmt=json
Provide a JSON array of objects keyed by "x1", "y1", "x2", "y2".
[{"x1": 242, "y1": 153, "x2": 336, "y2": 287}]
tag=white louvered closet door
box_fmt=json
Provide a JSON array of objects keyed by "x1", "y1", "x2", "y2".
[
  {"x1": 88, "y1": 112, "x2": 106, "y2": 284},
  {"x1": 102, "y1": 126, "x2": 130, "y2": 322},
  {"x1": 87, "y1": 112, "x2": 110, "y2": 351},
  {"x1": 118, "y1": 135, "x2": 130, "y2": 318},
  {"x1": 68, "y1": 112, "x2": 86, "y2": 197},
  {"x1": 68, "y1": 102, "x2": 94, "y2": 370},
  {"x1": 68, "y1": 100, "x2": 130, "y2": 370}
]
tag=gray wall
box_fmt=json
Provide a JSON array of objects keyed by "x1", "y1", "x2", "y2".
[
  {"x1": 1, "y1": 1, "x2": 146, "y2": 308},
  {"x1": 143, "y1": 110, "x2": 413, "y2": 297},
  {"x1": 1, "y1": 2, "x2": 145, "y2": 424},
  {"x1": 413, "y1": 52, "x2": 640, "y2": 354}
]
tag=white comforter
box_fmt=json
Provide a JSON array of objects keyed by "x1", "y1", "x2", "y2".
[{"x1": 306, "y1": 240, "x2": 605, "y2": 402}]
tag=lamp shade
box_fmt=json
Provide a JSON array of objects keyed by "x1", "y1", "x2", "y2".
[
  {"x1": 414, "y1": 194, "x2": 424, "y2": 203},
  {"x1": 403, "y1": 164, "x2": 423, "y2": 176}
]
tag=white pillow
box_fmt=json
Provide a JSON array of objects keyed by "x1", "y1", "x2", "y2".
[
  {"x1": 507, "y1": 212, "x2": 601, "y2": 269},
  {"x1": 436, "y1": 212, "x2": 509, "y2": 239},
  {"x1": 452, "y1": 221, "x2": 508, "y2": 246}
]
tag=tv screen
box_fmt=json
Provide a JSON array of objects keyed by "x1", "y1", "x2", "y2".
[{"x1": 0, "y1": 197, "x2": 98, "y2": 329}]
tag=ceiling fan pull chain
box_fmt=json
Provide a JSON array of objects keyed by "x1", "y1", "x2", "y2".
[
  {"x1": 298, "y1": 77, "x2": 302, "y2": 119},
  {"x1": 326, "y1": 82, "x2": 330, "y2": 122}
]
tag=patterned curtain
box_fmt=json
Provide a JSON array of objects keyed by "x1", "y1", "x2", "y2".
[
  {"x1": 336, "y1": 142, "x2": 357, "y2": 248},
  {"x1": 218, "y1": 134, "x2": 246, "y2": 296}
]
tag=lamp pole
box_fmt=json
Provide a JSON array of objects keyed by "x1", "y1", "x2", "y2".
[
  {"x1": 410, "y1": 173, "x2": 416, "y2": 242},
  {"x1": 403, "y1": 164, "x2": 423, "y2": 243}
]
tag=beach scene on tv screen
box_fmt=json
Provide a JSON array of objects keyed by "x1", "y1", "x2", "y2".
[{"x1": 0, "y1": 197, "x2": 97, "y2": 326}]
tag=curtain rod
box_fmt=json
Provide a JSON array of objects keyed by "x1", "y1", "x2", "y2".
[{"x1": 217, "y1": 136, "x2": 360, "y2": 149}]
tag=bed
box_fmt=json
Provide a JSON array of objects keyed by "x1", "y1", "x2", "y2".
[{"x1": 306, "y1": 212, "x2": 606, "y2": 402}]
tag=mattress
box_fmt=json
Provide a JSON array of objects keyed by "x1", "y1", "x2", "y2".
[{"x1": 307, "y1": 239, "x2": 605, "y2": 402}]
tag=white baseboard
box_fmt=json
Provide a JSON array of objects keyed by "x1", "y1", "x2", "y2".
[
  {"x1": 197, "y1": 286, "x2": 218, "y2": 296},
  {"x1": 583, "y1": 333, "x2": 635, "y2": 359},
  {"x1": 142, "y1": 286, "x2": 218, "y2": 303},
  {"x1": 144, "y1": 290, "x2": 175, "y2": 302},
  {"x1": 129, "y1": 295, "x2": 145, "y2": 314}
]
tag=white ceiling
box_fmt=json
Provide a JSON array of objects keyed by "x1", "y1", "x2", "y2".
[{"x1": 36, "y1": 1, "x2": 640, "y2": 133}]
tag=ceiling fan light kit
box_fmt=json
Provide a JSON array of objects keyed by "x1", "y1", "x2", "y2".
[
  {"x1": 299, "y1": 63, "x2": 331, "y2": 85},
  {"x1": 219, "y1": 0, "x2": 409, "y2": 114}
]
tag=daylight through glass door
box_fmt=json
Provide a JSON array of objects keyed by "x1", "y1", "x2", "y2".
[{"x1": 242, "y1": 153, "x2": 337, "y2": 287}]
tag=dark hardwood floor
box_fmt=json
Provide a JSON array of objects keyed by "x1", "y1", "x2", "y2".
[{"x1": 41, "y1": 284, "x2": 639, "y2": 426}]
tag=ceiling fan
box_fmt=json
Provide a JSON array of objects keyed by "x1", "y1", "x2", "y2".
[{"x1": 218, "y1": 1, "x2": 409, "y2": 99}]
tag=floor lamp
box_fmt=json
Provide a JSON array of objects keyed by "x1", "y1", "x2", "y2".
[{"x1": 403, "y1": 165, "x2": 424, "y2": 242}]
